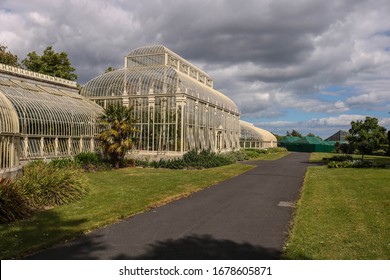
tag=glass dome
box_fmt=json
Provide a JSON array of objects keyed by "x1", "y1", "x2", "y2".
[
  {"x1": 81, "y1": 66, "x2": 238, "y2": 113},
  {"x1": 81, "y1": 45, "x2": 241, "y2": 156},
  {"x1": 240, "y1": 120, "x2": 277, "y2": 148}
]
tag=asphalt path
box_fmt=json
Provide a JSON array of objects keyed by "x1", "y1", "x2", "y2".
[{"x1": 27, "y1": 152, "x2": 311, "y2": 260}]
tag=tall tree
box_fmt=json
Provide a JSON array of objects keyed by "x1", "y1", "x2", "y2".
[
  {"x1": 22, "y1": 46, "x2": 77, "y2": 81},
  {"x1": 97, "y1": 104, "x2": 138, "y2": 168},
  {"x1": 0, "y1": 45, "x2": 20, "y2": 67},
  {"x1": 347, "y1": 116, "x2": 387, "y2": 159},
  {"x1": 287, "y1": 130, "x2": 303, "y2": 138}
]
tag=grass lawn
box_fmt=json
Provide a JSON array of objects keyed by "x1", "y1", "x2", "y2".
[
  {"x1": 310, "y1": 152, "x2": 390, "y2": 166},
  {"x1": 249, "y1": 151, "x2": 290, "y2": 161},
  {"x1": 284, "y1": 153, "x2": 390, "y2": 259},
  {"x1": 0, "y1": 163, "x2": 254, "y2": 259}
]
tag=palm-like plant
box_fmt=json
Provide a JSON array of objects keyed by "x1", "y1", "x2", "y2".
[{"x1": 97, "y1": 104, "x2": 137, "y2": 168}]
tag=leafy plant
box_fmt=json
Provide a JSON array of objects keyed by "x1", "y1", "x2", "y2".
[
  {"x1": 0, "y1": 45, "x2": 20, "y2": 67},
  {"x1": 137, "y1": 149, "x2": 249, "y2": 170},
  {"x1": 22, "y1": 46, "x2": 77, "y2": 80},
  {"x1": 16, "y1": 161, "x2": 89, "y2": 208},
  {"x1": 347, "y1": 117, "x2": 388, "y2": 160},
  {"x1": 322, "y1": 155, "x2": 353, "y2": 162},
  {"x1": 327, "y1": 160, "x2": 385, "y2": 169},
  {"x1": 97, "y1": 105, "x2": 138, "y2": 168},
  {"x1": 0, "y1": 178, "x2": 32, "y2": 223}
]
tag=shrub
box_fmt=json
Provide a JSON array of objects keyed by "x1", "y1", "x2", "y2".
[
  {"x1": 136, "y1": 149, "x2": 249, "y2": 170},
  {"x1": 17, "y1": 161, "x2": 89, "y2": 208},
  {"x1": 49, "y1": 158, "x2": 75, "y2": 169},
  {"x1": 0, "y1": 178, "x2": 32, "y2": 223},
  {"x1": 327, "y1": 161, "x2": 351, "y2": 168},
  {"x1": 327, "y1": 160, "x2": 385, "y2": 169},
  {"x1": 74, "y1": 152, "x2": 101, "y2": 166},
  {"x1": 323, "y1": 155, "x2": 353, "y2": 162},
  {"x1": 47, "y1": 153, "x2": 108, "y2": 172},
  {"x1": 74, "y1": 152, "x2": 111, "y2": 172},
  {"x1": 135, "y1": 158, "x2": 151, "y2": 168}
]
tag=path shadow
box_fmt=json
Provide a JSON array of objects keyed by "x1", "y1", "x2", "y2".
[
  {"x1": 115, "y1": 234, "x2": 281, "y2": 260},
  {"x1": 1, "y1": 210, "x2": 90, "y2": 259},
  {"x1": 25, "y1": 232, "x2": 107, "y2": 260}
]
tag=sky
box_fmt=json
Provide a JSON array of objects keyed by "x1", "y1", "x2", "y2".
[{"x1": 1, "y1": 0, "x2": 390, "y2": 138}]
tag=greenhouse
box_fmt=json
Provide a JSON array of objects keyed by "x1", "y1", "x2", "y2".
[
  {"x1": 239, "y1": 120, "x2": 277, "y2": 149},
  {"x1": 280, "y1": 136, "x2": 335, "y2": 152},
  {"x1": 81, "y1": 45, "x2": 241, "y2": 158},
  {"x1": 0, "y1": 63, "x2": 102, "y2": 175}
]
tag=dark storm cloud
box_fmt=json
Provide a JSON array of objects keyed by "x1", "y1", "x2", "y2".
[{"x1": 1, "y1": 0, "x2": 390, "y2": 135}]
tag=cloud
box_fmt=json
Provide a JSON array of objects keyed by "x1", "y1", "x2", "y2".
[
  {"x1": 1, "y1": 0, "x2": 390, "y2": 138},
  {"x1": 255, "y1": 114, "x2": 390, "y2": 138}
]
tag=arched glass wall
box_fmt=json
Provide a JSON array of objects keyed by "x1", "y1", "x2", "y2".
[
  {"x1": 81, "y1": 45, "x2": 240, "y2": 157},
  {"x1": 0, "y1": 90, "x2": 19, "y2": 170},
  {"x1": 240, "y1": 120, "x2": 277, "y2": 149},
  {"x1": 0, "y1": 71, "x2": 103, "y2": 173}
]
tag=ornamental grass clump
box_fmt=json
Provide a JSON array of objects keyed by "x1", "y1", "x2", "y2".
[
  {"x1": 0, "y1": 178, "x2": 32, "y2": 223},
  {"x1": 17, "y1": 161, "x2": 89, "y2": 208}
]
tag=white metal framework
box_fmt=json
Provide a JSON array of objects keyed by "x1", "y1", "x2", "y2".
[
  {"x1": 81, "y1": 45, "x2": 241, "y2": 157},
  {"x1": 0, "y1": 63, "x2": 102, "y2": 173},
  {"x1": 240, "y1": 120, "x2": 277, "y2": 149}
]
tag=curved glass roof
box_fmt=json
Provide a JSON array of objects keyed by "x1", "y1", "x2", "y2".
[
  {"x1": 0, "y1": 90, "x2": 19, "y2": 134},
  {"x1": 81, "y1": 66, "x2": 239, "y2": 113},
  {"x1": 126, "y1": 45, "x2": 167, "y2": 56},
  {"x1": 0, "y1": 78, "x2": 103, "y2": 137},
  {"x1": 126, "y1": 45, "x2": 211, "y2": 82},
  {"x1": 240, "y1": 120, "x2": 277, "y2": 142}
]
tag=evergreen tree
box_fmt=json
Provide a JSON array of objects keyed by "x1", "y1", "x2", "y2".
[
  {"x1": 0, "y1": 45, "x2": 20, "y2": 67},
  {"x1": 287, "y1": 130, "x2": 303, "y2": 138},
  {"x1": 22, "y1": 46, "x2": 77, "y2": 81}
]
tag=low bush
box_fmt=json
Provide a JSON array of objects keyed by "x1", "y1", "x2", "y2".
[
  {"x1": 49, "y1": 157, "x2": 75, "y2": 169},
  {"x1": 323, "y1": 155, "x2": 353, "y2": 162},
  {"x1": 0, "y1": 178, "x2": 32, "y2": 223},
  {"x1": 327, "y1": 160, "x2": 386, "y2": 169},
  {"x1": 136, "y1": 149, "x2": 248, "y2": 170},
  {"x1": 327, "y1": 161, "x2": 351, "y2": 168},
  {"x1": 17, "y1": 161, "x2": 89, "y2": 208},
  {"x1": 49, "y1": 152, "x2": 111, "y2": 172},
  {"x1": 74, "y1": 152, "x2": 101, "y2": 166}
]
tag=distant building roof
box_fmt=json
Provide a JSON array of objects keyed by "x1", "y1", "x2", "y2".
[
  {"x1": 239, "y1": 120, "x2": 277, "y2": 142},
  {"x1": 325, "y1": 130, "x2": 349, "y2": 142}
]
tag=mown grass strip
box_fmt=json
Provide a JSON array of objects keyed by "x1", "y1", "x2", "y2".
[
  {"x1": 0, "y1": 163, "x2": 253, "y2": 259},
  {"x1": 284, "y1": 154, "x2": 390, "y2": 260}
]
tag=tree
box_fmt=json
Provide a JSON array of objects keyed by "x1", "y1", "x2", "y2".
[
  {"x1": 306, "y1": 132, "x2": 322, "y2": 139},
  {"x1": 97, "y1": 104, "x2": 138, "y2": 168},
  {"x1": 22, "y1": 46, "x2": 77, "y2": 81},
  {"x1": 347, "y1": 117, "x2": 387, "y2": 160},
  {"x1": 104, "y1": 66, "x2": 116, "y2": 73},
  {"x1": 287, "y1": 130, "x2": 303, "y2": 138},
  {"x1": 0, "y1": 45, "x2": 20, "y2": 67},
  {"x1": 387, "y1": 131, "x2": 390, "y2": 156}
]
